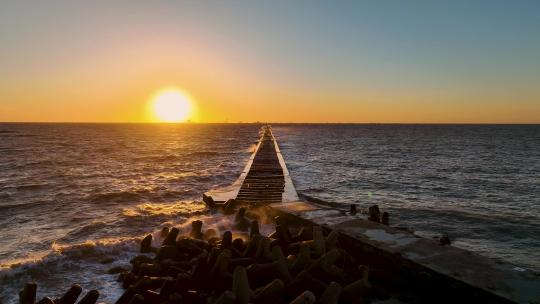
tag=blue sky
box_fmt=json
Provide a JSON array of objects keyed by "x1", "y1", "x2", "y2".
[{"x1": 1, "y1": 0, "x2": 539, "y2": 122}]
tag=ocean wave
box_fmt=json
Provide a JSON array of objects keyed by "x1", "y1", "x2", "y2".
[
  {"x1": 0, "y1": 199, "x2": 54, "y2": 211},
  {"x1": 0, "y1": 237, "x2": 140, "y2": 304},
  {"x1": 187, "y1": 151, "x2": 222, "y2": 157},
  {"x1": 121, "y1": 201, "x2": 207, "y2": 218},
  {"x1": 87, "y1": 190, "x2": 150, "y2": 203}
]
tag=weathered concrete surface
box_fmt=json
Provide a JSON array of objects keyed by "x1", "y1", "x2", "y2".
[
  {"x1": 271, "y1": 200, "x2": 540, "y2": 304},
  {"x1": 204, "y1": 125, "x2": 298, "y2": 204}
]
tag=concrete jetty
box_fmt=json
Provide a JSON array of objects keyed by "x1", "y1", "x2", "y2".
[
  {"x1": 204, "y1": 125, "x2": 540, "y2": 304},
  {"x1": 204, "y1": 125, "x2": 298, "y2": 206}
]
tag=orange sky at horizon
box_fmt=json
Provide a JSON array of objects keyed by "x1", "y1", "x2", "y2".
[{"x1": 1, "y1": 2, "x2": 539, "y2": 124}]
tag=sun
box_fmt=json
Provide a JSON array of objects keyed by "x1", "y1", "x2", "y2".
[{"x1": 151, "y1": 89, "x2": 193, "y2": 122}]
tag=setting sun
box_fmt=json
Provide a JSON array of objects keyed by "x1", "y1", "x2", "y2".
[{"x1": 151, "y1": 89, "x2": 193, "y2": 122}]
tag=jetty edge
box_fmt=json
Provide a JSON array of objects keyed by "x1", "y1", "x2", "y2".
[{"x1": 204, "y1": 125, "x2": 540, "y2": 304}]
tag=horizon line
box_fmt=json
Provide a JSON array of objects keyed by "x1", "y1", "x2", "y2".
[{"x1": 1, "y1": 121, "x2": 539, "y2": 125}]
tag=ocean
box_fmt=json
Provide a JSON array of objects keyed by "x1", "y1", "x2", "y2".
[{"x1": 1, "y1": 123, "x2": 539, "y2": 302}]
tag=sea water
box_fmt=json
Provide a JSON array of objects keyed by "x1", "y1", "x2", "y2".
[{"x1": 1, "y1": 123, "x2": 538, "y2": 302}]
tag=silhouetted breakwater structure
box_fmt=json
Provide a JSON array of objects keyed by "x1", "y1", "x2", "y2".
[{"x1": 16, "y1": 126, "x2": 539, "y2": 304}]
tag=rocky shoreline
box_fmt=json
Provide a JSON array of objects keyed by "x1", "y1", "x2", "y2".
[{"x1": 13, "y1": 203, "x2": 433, "y2": 304}]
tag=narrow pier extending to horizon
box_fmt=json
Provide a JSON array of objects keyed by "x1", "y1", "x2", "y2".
[{"x1": 205, "y1": 125, "x2": 540, "y2": 304}]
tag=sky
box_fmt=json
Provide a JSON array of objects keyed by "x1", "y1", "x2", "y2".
[{"x1": 1, "y1": 0, "x2": 539, "y2": 123}]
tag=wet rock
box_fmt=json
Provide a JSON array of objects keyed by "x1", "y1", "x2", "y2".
[
  {"x1": 254, "y1": 279, "x2": 284, "y2": 301},
  {"x1": 36, "y1": 297, "x2": 54, "y2": 304},
  {"x1": 223, "y1": 199, "x2": 237, "y2": 215},
  {"x1": 115, "y1": 287, "x2": 135, "y2": 304},
  {"x1": 233, "y1": 238, "x2": 245, "y2": 254},
  {"x1": 140, "y1": 234, "x2": 153, "y2": 253},
  {"x1": 162, "y1": 228, "x2": 179, "y2": 246},
  {"x1": 100, "y1": 258, "x2": 115, "y2": 264},
  {"x1": 271, "y1": 245, "x2": 285, "y2": 261},
  {"x1": 381, "y1": 212, "x2": 389, "y2": 226},
  {"x1": 325, "y1": 230, "x2": 339, "y2": 251},
  {"x1": 290, "y1": 290, "x2": 316, "y2": 304},
  {"x1": 221, "y1": 231, "x2": 233, "y2": 249},
  {"x1": 244, "y1": 234, "x2": 261, "y2": 258},
  {"x1": 286, "y1": 271, "x2": 326, "y2": 298},
  {"x1": 119, "y1": 272, "x2": 138, "y2": 289},
  {"x1": 312, "y1": 226, "x2": 326, "y2": 256},
  {"x1": 156, "y1": 245, "x2": 180, "y2": 261},
  {"x1": 250, "y1": 220, "x2": 261, "y2": 238},
  {"x1": 232, "y1": 266, "x2": 253, "y2": 304},
  {"x1": 19, "y1": 283, "x2": 37, "y2": 304},
  {"x1": 190, "y1": 220, "x2": 204, "y2": 239},
  {"x1": 256, "y1": 237, "x2": 273, "y2": 262},
  {"x1": 318, "y1": 282, "x2": 342, "y2": 304},
  {"x1": 214, "y1": 291, "x2": 236, "y2": 304},
  {"x1": 58, "y1": 284, "x2": 82, "y2": 304},
  {"x1": 126, "y1": 294, "x2": 144, "y2": 304},
  {"x1": 340, "y1": 266, "x2": 372, "y2": 302},
  {"x1": 235, "y1": 208, "x2": 250, "y2": 231},
  {"x1": 247, "y1": 258, "x2": 292, "y2": 286},
  {"x1": 210, "y1": 250, "x2": 232, "y2": 278},
  {"x1": 368, "y1": 205, "x2": 381, "y2": 222},
  {"x1": 160, "y1": 227, "x2": 169, "y2": 238},
  {"x1": 108, "y1": 266, "x2": 128, "y2": 274},
  {"x1": 292, "y1": 226, "x2": 313, "y2": 242},
  {"x1": 290, "y1": 242, "x2": 312, "y2": 275},
  {"x1": 78, "y1": 290, "x2": 99, "y2": 304},
  {"x1": 440, "y1": 235, "x2": 451, "y2": 246},
  {"x1": 230, "y1": 257, "x2": 257, "y2": 268},
  {"x1": 203, "y1": 194, "x2": 214, "y2": 207},
  {"x1": 350, "y1": 204, "x2": 357, "y2": 215}
]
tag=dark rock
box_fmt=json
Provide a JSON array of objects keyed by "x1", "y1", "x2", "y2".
[
  {"x1": 57, "y1": 284, "x2": 82, "y2": 304},
  {"x1": 232, "y1": 266, "x2": 251, "y2": 304},
  {"x1": 119, "y1": 272, "x2": 138, "y2": 289},
  {"x1": 160, "y1": 227, "x2": 170, "y2": 238},
  {"x1": 156, "y1": 245, "x2": 180, "y2": 261},
  {"x1": 290, "y1": 290, "x2": 316, "y2": 304},
  {"x1": 19, "y1": 283, "x2": 37, "y2": 304},
  {"x1": 108, "y1": 266, "x2": 128, "y2": 274},
  {"x1": 319, "y1": 282, "x2": 342, "y2": 304},
  {"x1": 292, "y1": 226, "x2": 313, "y2": 242},
  {"x1": 368, "y1": 205, "x2": 381, "y2": 222},
  {"x1": 213, "y1": 291, "x2": 235, "y2": 304},
  {"x1": 78, "y1": 290, "x2": 99, "y2": 304},
  {"x1": 140, "y1": 234, "x2": 153, "y2": 253},
  {"x1": 202, "y1": 194, "x2": 214, "y2": 207},
  {"x1": 115, "y1": 287, "x2": 135, "y2": 304},
  {"x1": 253, "y1": 278, "x2": 284, "y2": 302},
  {"x1": 250, "y1": 220, "x2": 261, "y2": 239},
  {"x1": 235, "y1": 208, "x2": 249, "y2": 231},
  {"x1": 350, "y1": 204, "x2": 357, "y2": 215},
  {"x1": 247, "y1": 259, "x2": 292, "y2": 287},
  {"x1": 163, "y1": 228, "x2": 179, "y2": 246},
  {"x1": 100, "y1": 258, "x2": 115, "y2": 264},
  {"x1": 381, "y1": 212, "x2": 389, "y2": 225},
  {"x1": 221, "y1": 231, "x2": 233, "y2": 249},
  {"x1": 285, "y1": 270, "x2": 327, "y2": 298},
  {"x1": 440, "y1": 235, "x2": 451, "y2": 246},
  {"x1": 126, "y1": 294, "x2": 144, "y2": 304},
  {"x1": 233, "y1": 238, "x2": 245, "y2": 253},
  {"x1": 244, "y1": 234, "x2": 261, "y2": 258},
  {"x1": 190, "y1": 220, "x2": 203, "y2": 239},
  {"x1": 36, "y1": 297, "x2": 54, "y2": 304},
  {"x1": 131, "y1": 255, "x2": 154, "y2": 266},
  {"x1": 223, "y1": 199, "x2": 237, "y2": 215}
]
